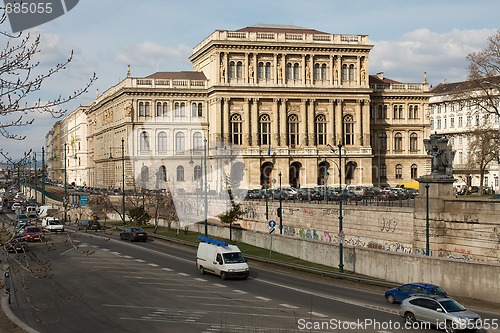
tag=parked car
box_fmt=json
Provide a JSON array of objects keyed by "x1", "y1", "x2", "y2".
[
  {"x1": 22, "y1": 226, "x2": 44, "y2": 242},
  {"x1": 11, "y1": 202, "x2": 22, "y2": 211},
  {"x1": 6, "y1": 234, "x2": 28, "y2": 253},
  {"x1": 385, "y1": 282, "x2": 447, "y2": 304},
  {"x1": 399, "y1": 295, "x2": 481, "y2": 333},
  {"x1": 120, "y1": 227, "x2": 148, "y2": 242},
  {"x1": 16, "y1": 214, "x2": 29, "y2": 224},
  {"x1": 77, "y1": 219, "x2": 101, "y2": 231},
  {"x1": 246, "y1": 189, "x2": 265, "y2": 199},
  {"x1": 298, "y1": 188, "x2": 320, "y2": 201}
]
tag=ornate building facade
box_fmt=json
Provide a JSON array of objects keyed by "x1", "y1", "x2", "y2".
[{"x1": 47, "y1": 24, "x2": 432, "y2": 191}]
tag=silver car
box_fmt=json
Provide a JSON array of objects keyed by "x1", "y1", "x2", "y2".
[{"x1": 399, "y1": 295, "x2": 481, "y2": 333}]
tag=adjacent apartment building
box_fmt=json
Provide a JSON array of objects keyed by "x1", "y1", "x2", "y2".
[
  {"x1": 429, "y1": 76, "x2": 500, "y2": 193},
  {"x1": 46, "y1": 24, "x2": 432, "y2": 192}
]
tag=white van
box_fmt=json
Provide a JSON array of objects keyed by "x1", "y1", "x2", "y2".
[
  {"x1": 42, "y1": 217, "x2": 64, "y2": 232},
  {"x1": 196, "y1": 236, "x2": 249, "y2": 280}
]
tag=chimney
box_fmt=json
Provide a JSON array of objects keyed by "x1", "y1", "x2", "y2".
[{"x1": 376, "y1": 72, "x2": 384, "y2": 80}]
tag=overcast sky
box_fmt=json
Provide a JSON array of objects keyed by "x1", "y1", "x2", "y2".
[{"x1": 1, "y1": 0, "x2": 499, "y2": 160}]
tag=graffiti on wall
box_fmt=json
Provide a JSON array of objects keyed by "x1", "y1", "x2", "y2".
[{"x1": 379, "y1": 216, "x2": 397, "y2": 232}]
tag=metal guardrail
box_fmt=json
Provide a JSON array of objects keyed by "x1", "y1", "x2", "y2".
[{"x1": 148, "y1": 232, "x2": 400, "y2": 289}]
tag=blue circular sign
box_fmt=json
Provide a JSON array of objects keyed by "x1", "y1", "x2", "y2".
[{"x1": 269, "y1": 219, "x2": 276, "y2": 228}]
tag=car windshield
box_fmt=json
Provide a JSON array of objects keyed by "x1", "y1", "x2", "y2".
[
  {"x1": 49, "y1": 220, "x2": 60, "y2": 225},
  {"x1": 131, "y1": 228, "x2": 144, "y2": 232},
  {"x1": 439, "y1": 299, "x2": 466, "y2": 312},
  {"x1": 222, "y1": 252, "x2": 246, "y2": 264}
]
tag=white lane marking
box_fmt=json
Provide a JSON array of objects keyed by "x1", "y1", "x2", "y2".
[
  {"x1": 194, "y1": 278, "x2": 207, "y2": 282},
  {"x1": 280, "y1": 303, "x2": 299, "y2": 309},
  {"x1": 162, "y1": 268, "x2": 173, "y2": 271},
  {"x1": 135, "y1": 259, "x2": 145, "y2": 262},
  {"x1": 178, "y1": 272, "x2": 189, "y2": 276},
  {"x1": 233, "y1": 290, "x2": 247, "y2": 294},
  {"x1": 308, "y1": 311, "x2": 328, "y2": 318},
  {"x1": 122, "y1": 255, "x2": 132, "y2": 258},
  {"x1": 110, "y1": 251, "x2": 121, "y2": 256},
  {"x1": 212, "y1": 283, "x2": 226, "y2": 287},
  {"x1": 148, "y1": 263, "x2": 159, "y2": 267},
  {"x1": 255, "y1": 296, "x2": 271, "y2": 301},
  {"x1": 254, "y1": 277, "x2": 398, "y2": 315}
]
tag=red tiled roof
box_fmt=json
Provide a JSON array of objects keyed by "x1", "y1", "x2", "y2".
[{"x1": 145, "y1": 71, "x2": 207, "y2": 80}]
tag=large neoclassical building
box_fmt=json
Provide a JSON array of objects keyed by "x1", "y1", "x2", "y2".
[{"x1": 48, "y1": 24, "x2": 432, "y2": 192}]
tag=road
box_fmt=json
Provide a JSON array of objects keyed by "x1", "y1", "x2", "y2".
[{"x1": 1, "y1": 221, "x2": 498, "y2": 333}]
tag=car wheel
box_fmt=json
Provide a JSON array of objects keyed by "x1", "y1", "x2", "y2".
[
  {"x1": 199, "y1": 266, "x2": 205, "y2": 275},
  {"x1": 221, "y1": 272, "x2": 227, "y2": 280},
  {"x1": 444, "y1": 321, "x2": 456, "y2": 333},
  {"x1": 387, "y1": 294, "x2": 396, "y2": 304},
  {"x1": 404, "y1": 312, "x2": 416, "y2": 325}
]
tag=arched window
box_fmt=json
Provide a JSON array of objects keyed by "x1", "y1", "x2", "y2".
[
  {"x1": 394, "y1": 132, "x2": 403, "y2": 151},
  {"x1": 156, "y1": 102, "x2": 162, "y2": 116},
  {"x1": 257, "y1": 62, "x2": 264, "y2": 79},
  {"x1": 341, "y1": 64, "x2": 347, "y2": 81},
  {"x1": 377, "y1": 105, "x2": 383, "y2": 119},
  {"x1": 348, "y1": 64, "x2": 355, "y2": 81},
  {"x1": 197, "y1": 103, "x2": 203, "y2": 117},
  {"x1": 293, "y1": 63, "x2": 299, "y2": 80},
  {"x1": 315, "y1": 114, "x2": 327, "y2": 146},
  {"x1": 191, "y1": 103, "x2": 198, "y2": 117},
  {"x1": 383, "y1": 105, "x2": 388, "y2": 119},
  {"x1": 265, "y1": 62, "x2": 271, "y2": 79},
  {"x1": 141, "y1": 165, "x2": 149, "y2": 185},
  {"x1": 395, "y1": 164, "x2": 403, "y2": 179},
  {"x1": 286, "y1": 63, "x2": 292, "y2": 80},
  {"x1": 163, "y1": 102, "x2": 168, "y2": 115},
  {"x1": 230, "y1": 113, "x2": 242, "y2": 145},
  {"x1": 236, "y1": 61, "x2": 243, "y2": 78},
  {"x1": 174, "y1": 102, "x2": 180, "y2": 117},
  {"x1": 228, "y1": 61, "x2": 235, "y2": 78},
  {"x1": 379, "y1": 132, "x2": 388, "y2": 151},
  {"x1": 259, "y1": 114, "x2": 271, "y2": 146},
  {"x1": 314, "y1": 64, "x2": 320, "y2": 81},
  {"x1": 144, "y1": 102, "x2": 150, "y2": 116},
  {"x1": 380, "y1": 164, "x2": 387, "y2": 179},
  {"x1": 194, "y1": 165, "x2": 202, "y2": 181},
  {"x1": 193, "y1": 132, "x2": 202, "y2": 150},
  {"x1": 288, "y1": 114, "x2": 299, "y2": 147},
  {"x1": 411, "y1": 164, "x2": 418, "y2": 178},
  {"x1": 393, "y1": 105, "x2": 399, "y2": 119},
  {"x1": 140, "y1": 131, "x2": 149, "y2": 151},
  {"x1": 175, "y1": 132, "x2": 185, "y2": 152},
  {"x1": 180, "y1": 102, "x2": 185, "y2": 117},
  {"x1": 343, "y1": 115, "x2": 354, "y2": 145},
  {"x1": 157, "y1": 131, "x2": 167, "y2": 152},
  {"x1": 409, "y1": 105, "x2": 418, "y2": 119},
  {"x1": 321, "y1": 64, "x2": 327, "y2": 80},
  {"x1": 176, "y1": 166, "x2": 184, "y2": 182},
  {"x1": 139, "y1": 102, "x2": 145, "y2": 116},
  {"x1": 409, "y1": 133, "x2": 418, "y2": 151}
]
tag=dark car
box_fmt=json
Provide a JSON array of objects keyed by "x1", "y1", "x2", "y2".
[
  {"x1": 77, "y1": 219, "x2": 102, "y2": 231},
  {"x1": 120, "y1": 227, "x2": 148, "y2": 242},
  {"x1": 298, "y1": 188, "x2": 320, "y2": 201},
  {"x1": 246, "y1": 189, "x2": 265, "y2": 199},
  {"x1": 6, "y1": 234, "x2": 28, "y2": 253},
  {"x1": 385, "y1": 282, "x2": 447, "y2": 304}
]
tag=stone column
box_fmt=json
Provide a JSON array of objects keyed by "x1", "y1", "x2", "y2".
[
  {"x1": 301, "y1": 55, "x2": 306, "y2": 85},
  {"x1": 362, "y1": 99, "x2": 371, "y2": 146},
  {"x1": 336, "y1": 99, "x2": 343, "y2": 144},
  {"x1": 300, "y1": 99, "x2": 307, "y2": 147},
  {"x1": 356, "y1": 100, "x2": 363, "y2": 146},
  {"x1": 307, "y1": 99, "x2": 315, "y2": 146},
  {"x1": 330, "y1": 55, "x2": 335, "y2": 86},
  {"x1": 243, "y1": 98, "x2": 251, "y2": 146},
  {"x1": 223, "y1": 98, "x2": 230, "y2": 143},
  {"x1": 279, "y1": 99, "x2": 287, "y2": 146},
  {"x1": 251, "y1": 98, "x2": 259, "y2": 146},
  {"x1": 272, "y1": 99, "x2": 280, "y2": 146},
  {"x1": 213, "y1": 98, "x2": 222, "y2": 143},
  {"x1": 327, "y1": 100, "x2": 335, "y2": 145}
]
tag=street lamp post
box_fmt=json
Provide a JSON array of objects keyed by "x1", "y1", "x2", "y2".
[
  {"x1": 203, "y1": 138, "x2": 208, "y2": 237},
  {"x1": 265, "y1": 181, "x2": 269, "y2": 220},
  {"x1": 279, "y1": 171, "x2": 283, "y2": 234},
  {"x1": 425, "y1": 182, "x2": 430, "y2": 255},
  {"x1": 109, "y1": 138, "x2": 126, "y2": 225},
  {"x1": 64, "y1": 143, "x2": 67, "y2": 223},
  {"x1": 337, "y1": 142, "x2": 344, "y2": 273},
  {"x1": 41, "y1": 147, "x2": 46, "y2": 205}
]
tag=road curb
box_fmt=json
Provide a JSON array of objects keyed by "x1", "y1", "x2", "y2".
[{"x1": 1, "y1": 294, "x2": 40, "y2": 333}]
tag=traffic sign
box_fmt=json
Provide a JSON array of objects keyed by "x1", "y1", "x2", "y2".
[
  {"x1": 268, "y1": 219, "x2": 276, "y2": 228},
  {"x1": 269, "y1": 227, "x2": 275, "y2": 234},
  {"x1": 80, "y1": 195, "x2": 89, "y2": 206}
]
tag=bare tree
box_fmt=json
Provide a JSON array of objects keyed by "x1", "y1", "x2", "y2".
[
  {"x1": 0, "y1": 11, "x2": 97, "y2": 140},
  {"x1": 466, "y1": 30, "x2": 500, "y2": 118},
  {"x1": 464, "y1": 128, "x2": 500, "y2": 194},
  {"x1": 144, "y1": 190, "x2": 179, "y2": 233}
]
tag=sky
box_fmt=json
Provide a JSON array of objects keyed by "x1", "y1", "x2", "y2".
[{"x1": 1, "y1": 0, "x2": 499, "y2": 161}]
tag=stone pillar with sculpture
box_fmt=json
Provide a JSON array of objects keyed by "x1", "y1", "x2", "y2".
[{"x1": 415, "y1": 132, "x2": 456, "y2": 255}]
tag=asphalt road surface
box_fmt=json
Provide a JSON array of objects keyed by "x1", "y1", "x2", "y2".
[{"x1": 2, "y1": 214, "x2": 499, "y2": 333}]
